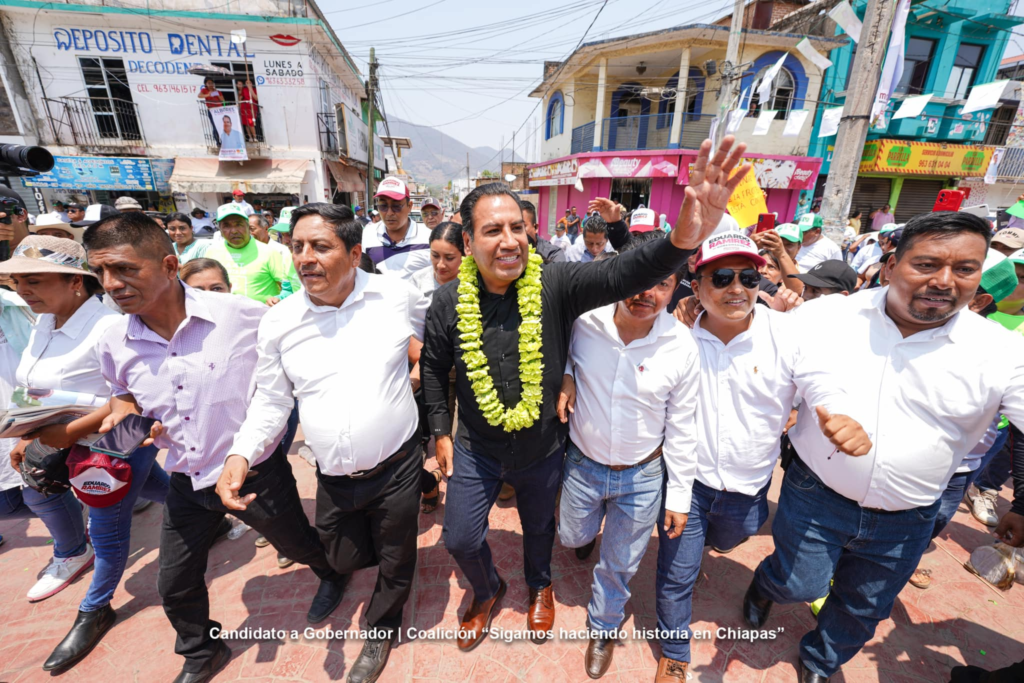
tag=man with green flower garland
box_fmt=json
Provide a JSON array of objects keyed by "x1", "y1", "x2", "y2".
[{"x1": 421, "y1": 135, "x2": 753, "y2": 652}]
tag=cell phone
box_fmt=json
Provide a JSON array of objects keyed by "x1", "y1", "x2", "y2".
[
  {"x1": 90, "y1": 414, "x2": 157, "y2": 459},
  {"x1": 933, "y1": 189, "x2": 965, "y2": 213},
  {"x1": 754, "y1": 213, "x2": 775, "y2": 233}
]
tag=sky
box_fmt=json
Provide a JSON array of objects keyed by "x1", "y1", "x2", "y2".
[{"x1": 320, "y1": 0, "x2": 737, "y2": 154}]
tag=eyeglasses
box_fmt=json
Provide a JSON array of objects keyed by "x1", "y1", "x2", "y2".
[
  {"x1": 702, "y1": 268, "x2": 761, "y2": 289},
  {"x1": 421, "y1": 209, "x2": 441, "y2": 218},
  {"x1": 374, "y1": 201, "x2": 407, "y2": 214}
]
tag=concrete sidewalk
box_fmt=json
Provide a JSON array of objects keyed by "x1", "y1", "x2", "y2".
[{"x1": 1, "y1": 447, "x2": 1022, "y2": 683}]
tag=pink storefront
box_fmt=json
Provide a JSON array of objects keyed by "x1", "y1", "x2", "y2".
[{"x1": 528, "y1": 149, "x2": 822, "y2": 238}]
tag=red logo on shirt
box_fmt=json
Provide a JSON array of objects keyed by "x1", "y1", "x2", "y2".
[{"x1": 269, "y1": 34, "x2": 301, "y2": 47}]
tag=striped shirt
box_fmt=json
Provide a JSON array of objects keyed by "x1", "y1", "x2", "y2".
[
  {"x1": 97, "y1": 283, "x2": 282, "y2": 490},
  {"x1": 361, "y1": 220, "x2": 430, "y2": 279}
]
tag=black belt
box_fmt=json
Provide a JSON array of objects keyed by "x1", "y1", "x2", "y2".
[
  {"x1": 571, "y1": 439, "x2": 663, "y2": 472},
  {"x1": 790, "y1": 453, "x2": 904, "y2": 515},
  {"x1": 345, "y1": 430, "x2": 420, "y2": 480}
]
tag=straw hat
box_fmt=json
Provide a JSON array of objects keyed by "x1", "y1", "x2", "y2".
[
  {"x1": 29, "y1": 212, "x2": 85, "y2": 243},
  {"x1": 0, "y1": 235, "x2": 96, "y2": 278}
]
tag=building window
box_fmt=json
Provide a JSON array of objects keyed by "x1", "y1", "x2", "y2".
[
  {"x1": 210, "y1": 61, "x2": 264, "y2": 142},
  {"x1": 546, "y1": 92, "x2": 564, "y2": 139},
  {"x1": 895, "y1": 38, "x2": 935, "y2": 95},
  {"x1": 946, "y1": 43, "x2": 985, "y2": 100},
  {"x1": 78, "y1": 57, "x2": 141, "y2": 140},
  {"x1": 749, "y1": 66, "x2": 795, "y2": 119}
]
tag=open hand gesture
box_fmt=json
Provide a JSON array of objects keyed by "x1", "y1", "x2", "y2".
[{"x1": 671, "y1": 135, "x2": 752, "y2": 250}]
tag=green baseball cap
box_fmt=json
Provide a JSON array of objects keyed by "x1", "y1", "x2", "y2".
[
  {"x1": 981, "y1": 249, "x2": 1019, "y2": 303},
  {"x1": 879, "y1": 222, "x2": 900, "y2": 234},
  {"x1": 271, "y1": 206, "x2": 296, "y2": 234},
  {"x1": 216, "y1": 203, "x2": 249, "y2": 223},
  {"x1": 798, "y1": 213, "x2": 823, "y2": 231},
  {"x1": 775, "y1": 223, "x2": 802, "y2": 243}
]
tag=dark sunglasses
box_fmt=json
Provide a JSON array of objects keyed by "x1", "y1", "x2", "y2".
[
  {"x1": 374, "y1": 201, "x2": 407, "y2": 214},
  {"x1": 702, "y1": 268, "x2": 761, "y2": 289}
]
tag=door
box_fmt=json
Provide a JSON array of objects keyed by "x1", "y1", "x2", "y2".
[
  {"x1": 851, "y1": 177, "x2": 892, "y2": 224},
  {"x1": 610, "y1": 178, "x2": 652, "y2": 213},
  {"x1": 895, "y1": 179, "x2": 946, "y2": 223}
]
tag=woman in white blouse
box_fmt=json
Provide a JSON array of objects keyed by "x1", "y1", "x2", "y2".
[{"x1": 2, "y1": 235, "x2": 170, "y2": 673}]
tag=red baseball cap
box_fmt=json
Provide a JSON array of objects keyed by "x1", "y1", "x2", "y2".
[
  {"x1": 374, "y1": 176, "x2": 409, "y2": 201},
  {"x1": 232, "y1": 189, "x2": 245, "y2": 197},
  {"x1": 631, "y1": 208, "x2": 657, "y2": 232},
  {"x1": 67, "y1": 446, "x2": 132, "y2": 508},
  {"x1": 694, "y1": 232, "x2": 766, "y2": 270}
]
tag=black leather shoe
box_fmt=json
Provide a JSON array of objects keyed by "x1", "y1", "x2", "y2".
[
  {"x1": 743, "y1": 579, "x2": 773, "y2": 628},
  {"x1": 798, "y1": 658, "x2": 830, "y2": 682},
  {"x1": 575, "y1": 538, "x2": 596, "y2": 561},
  {"x1": 584, "y1": 636, "x2": 615, "y2": 679},
  {"x1": 42, "y1": 605, "x2": 117, "y2": 671},
  {"x1": 347, "y1": 633, "x2": 395, "y2": 683},
  {"x1": 307, "y1": 576, "x2": 347, "y2": 623},
  {"x1": 171, "y1": 640, "x2": 232, "y2": 683}
]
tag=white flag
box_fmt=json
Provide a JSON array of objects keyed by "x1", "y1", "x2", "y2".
[
  {"x1": 819, "y1": 106, "x2": 844, "y2": 137},
  {"x1": 796, "y1": 38, "x2": 833, "y2": 71},
  {"x1": 753, "y1": 110, "x2": 777, "y2": 136},
  {"x1": 828, "y1": 1, "x2": 863, "y2": 43},
  {"x1": 870, "y1": 0, "x2": 911, "y2": 127},
  {"x1": 726, "y1": 109, "x2": 747, "y2": 134},
  {"x1": 230, "y1": 29, "x2": 247, "y2": 44},
  {"x1": 963, "y1": 81, "x2": 1010, "y2": 115},
  {"x1": 892, "y1": 93, "x2": 932, "y2": 120},
  {"x1": 783, "y1": 110, "x2": 810, "y2": 137},
  {"x1": 985, "y1": 147, "x2": 1005, "y2": 185},
  {"x1": 757, "y1": 53, "x2": 789, "y2": 106}
]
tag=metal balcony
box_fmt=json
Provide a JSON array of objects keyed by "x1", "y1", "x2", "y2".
[
  {"x1": 570, "y1": 113, "x2": 714, "y2": 153},
  {"x1": 198, "y1": 102, "x2": 266, "y2": 155},
  {"x1": 43, "y1": 96, "x2": 147, "y2": 153}
]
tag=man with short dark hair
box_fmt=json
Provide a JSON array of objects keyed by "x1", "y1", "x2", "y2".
[
  {"x1": 422, "y1": 136, "x2": 753, "y2": 653},
  {"x1": 566, "y1": 205, "x2": 582, "y2": 242},
  {"x1": 226, "y1": 203, "x2": 428, "y2": 683},
  {"x1": 787, "y1": 260, "x2": 858, "y2": 301},
  {"x1": 205, "y1": 204, "x2": 300, "y2": 304},
  {"x1": 520, "y1": 201, "x2": 564, "y2": 264},
  {"x1": 566, "y1": 217, "x2": 612, "y2": 262},
  {"x1": 362, "y1": 176, "x2": 430, "y2": 279},
  {"x1": 744, "y1": 211, "x2": 1024, "y2": 682},
  {"x1": 86, "y1": 212, "x2": 344, "y2": 683}
]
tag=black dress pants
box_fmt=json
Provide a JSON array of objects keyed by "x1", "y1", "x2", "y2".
[{"x1": 158, "y1": 446, "x2": 341, "y2": 672}]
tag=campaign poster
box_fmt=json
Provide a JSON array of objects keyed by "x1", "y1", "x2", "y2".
[{"x1": 212, "y1": 105, "x2": 248, "y2": 161}]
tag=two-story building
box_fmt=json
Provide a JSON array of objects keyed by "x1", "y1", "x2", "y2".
[
  {"x1": 526, "y1": 21, "x2": 845, "y2": 234},
  {"x1": 0, "y1": 0, "x2": 383, "y2": 216},
  {"x1": 797, "y1": 0, "x2": 1022, "y2": 223}
]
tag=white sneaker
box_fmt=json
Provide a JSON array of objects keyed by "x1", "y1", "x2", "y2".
[
  {"x1": 969, "y1": 488, "x2": 1000, "y2": 527},
  {"x1": 27, "y1": 543, "x2": 95, "y2": 602}
]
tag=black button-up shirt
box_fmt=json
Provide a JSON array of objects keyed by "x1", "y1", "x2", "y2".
[{"x1": 422, "y1": 223, "x2": 688, "y2": 470}]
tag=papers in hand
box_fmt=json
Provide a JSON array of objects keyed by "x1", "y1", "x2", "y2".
[{"x1": 0, "y1": 387, "x2": 105, "y2": 439}]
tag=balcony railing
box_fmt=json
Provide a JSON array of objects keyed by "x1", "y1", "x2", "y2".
[
  {"x1": 570, "y1": 113, "x2": 714, "y2": 154},
  {"x1": 43, "y1": 96, "x2": 146, "y2": 151},
  {"x1": 198, "y1": 102, "x2": 265, "y2": 153},
  {"x1": 318, "y1": 112, "x2": 340, "y2": 156},
  {"x1": 997, "y1": 147, "x2": 1024, "y2": 181}
]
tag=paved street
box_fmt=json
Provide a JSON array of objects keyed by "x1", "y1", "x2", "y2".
[{"x1": 1, "y1": 440, "x2": 1022, "y2": 683}]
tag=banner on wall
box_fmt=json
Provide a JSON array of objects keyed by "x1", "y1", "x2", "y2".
[
  {"x1": 677, "y1": 156, "x2": 820, "y2": 190},
  {"x1": 577, "y1": 155, "x2": 679, "y2": 179},
  {"x1": 528, "y1": 159, "x2": 579, "y2": 187},
  {"x1": 23, "y1": 156, "x2": 158, "y2": 190},
  {"x1": 859, "y1": 139, "x2": 993, "y2": 176}
]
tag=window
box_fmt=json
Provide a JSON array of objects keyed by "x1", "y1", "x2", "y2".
[
  {"x1": 895, "y1": 38, "x2": 935, "y2": 95},
  {"x1": 210, "y1": 61, "x2": 264, "y2": 142},
  {"x1": 546, "y1": 92, "x2": 564, "y2": 139},
  {"x1": 946, "y1": 43, "x2": 985, "y2": 100},
  {"x1": 749, "y1": 66, "x2": 795, "y2": 119},
  {"x1": 78, "y1": 57, "x2": 141, "y2": 140}
]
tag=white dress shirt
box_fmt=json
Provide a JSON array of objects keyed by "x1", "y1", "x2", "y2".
[
  {"x1": 788, "y1": 287, "x2": 1024, "y2": 511},
  {"x1": 230, "y1": 269, "x2": 430, "y2": 476},
  {"x1": 796, "y1": 235, "x2": 843, "y2": 270},
  {"x1": 567, "y1": 305, "x2": 700, "y2": 513},
  {"x1": 550, "y1": 234, "x2": 572, "y2": 252},
  {"x1": 691, "y1": 308, "x2": 801, "y2": 496},
  {"x1": 565, "y1": 238, "x2": 614, "y2": 262},
  {"x1": 852, "y1": 240, "x2": 883, "y2": 274},
  {"x1": 17, "y1": 296, "x2": 119, "y2": 399}
]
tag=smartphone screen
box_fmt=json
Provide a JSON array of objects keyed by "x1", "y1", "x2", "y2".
[{"x1": 90, "y1": 414, "x2": 156, "y2": 459}]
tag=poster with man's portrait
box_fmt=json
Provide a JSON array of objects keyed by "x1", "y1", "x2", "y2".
[{"x1": 213, "y1": 105, "x2": 248, "y2": 161}]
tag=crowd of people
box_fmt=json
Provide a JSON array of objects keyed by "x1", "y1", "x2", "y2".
[{"x1": 0, "y1": 134, "x2": 1022, "y2": 683}]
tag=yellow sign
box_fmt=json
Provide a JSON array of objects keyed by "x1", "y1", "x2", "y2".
[
  {"x1": 859, "y1": 139, "x2": 994, "y2": 176},
  {"x1": 726, "y1": 167, "x2": 768, "y2": 229}
]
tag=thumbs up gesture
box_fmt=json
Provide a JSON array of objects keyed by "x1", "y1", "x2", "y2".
[{"x1": 815, "y1": 406, "x2": 872, "y2": 457}]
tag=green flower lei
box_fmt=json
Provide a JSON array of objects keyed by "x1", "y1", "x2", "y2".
[{"x1": 455, "y1": 247, "x2": 545, "y2": 432}]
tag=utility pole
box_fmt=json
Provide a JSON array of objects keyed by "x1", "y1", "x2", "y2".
[
  {"x1": 819, "y1": 0, "x2": 896, "y2": 244},
  {"x1": 714, "y1": 0, "x2": 746, "y2": 147},
  {"x1": 466, "y1": 151, "x2": 470, "y2": 203},
  {"x1": 366, "y1": 47, "x2": 378, "y2": 202},
  {"x1": 512, "y1": 130, "x2": 516, "y2": 165}
]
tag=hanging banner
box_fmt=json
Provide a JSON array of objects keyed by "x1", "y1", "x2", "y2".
[
  {"x1": 962, "y1": 80, "x2": 1010, "y2": 115},
  {"x1": 753, "y1": 110, "x2": 777, "y2": 136},
  {"x1": 577, "y1": 155, "x2": 679, "y2": 179},
  {"x1": 795, "y1": 38, "x2": 832, "y2": 71},
  {"x1": 726, "y1": 168, "x2": 768, "y2": 229},
  {"x1": 870, "y1": 0, "x2": 911, "y2": 127},
  {"x1": 677, "y1": 156, "x2": 820, "y2": 190},
  {"x1": 828, "y1": 1, "x2": 863, "y2": 43},
  {"x1": 859, "y1": 139, "x2": 994, "y2": 176},
  {"x1": 783, "y1": 109, "x2": 810, "y2": 137},
  {"x1": 892, "y1": 93, "x2": 932, "y2": 120},
  {"x1": 212, "y1": 105, "x2": 248, "y2": 161},
  {"x1": 757, "y1": 53, "x2": 790, "y2": 106},
  {"x1": 819, "y1": 106, "x2": 844, "y2": 137},
  {"x1": 726, "y1": 109, "x2": 747, "y2": 134},
  {"x1": 985, "y1": 147, "x2": 1006, "y2": 185}
]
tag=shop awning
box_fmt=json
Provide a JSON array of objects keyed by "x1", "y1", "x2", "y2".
[
  {"x1": 326, "y1": 160, "x2": 365, "y2": 193},
  {"x1": 168, "y1": 158, "x2": 309, "y2": 194}
]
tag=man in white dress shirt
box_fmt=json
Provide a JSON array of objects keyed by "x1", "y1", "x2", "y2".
[
  {"x1": 565, "y1": 216, "x2": 614, "y2": 262},
  {"x1": 744, "y1": 211, "x2": 1024, "y2": 682},
  {"x1": 656, "y1": 232, "x2": 868, "y2": 683},
  {"x1": 556, "y1": 232, "x2": 699, "y2": 680},
  {"x1": 223, "y1": 203, "x2": 428, "y2": 683},
  {"x1": 795, "y1": 213, "x2": 842, "y2": 271}
]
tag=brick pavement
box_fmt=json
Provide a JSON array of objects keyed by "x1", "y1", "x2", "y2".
[{"x1": 1, "y1": 442, "x2": 1022, "y2": 683}]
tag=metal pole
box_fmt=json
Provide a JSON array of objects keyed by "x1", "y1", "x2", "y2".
[
  {"x1": 714, "y1": 0, "x2": 746, "y2": 148},
  {"x1": 366, "y1": 47, "x2": 377, "y2": 203},
  {"x1": 466, "y1": 151, "x2": 470, "y2": 202},
  {"x1": 818, "y1": 0, "x2": 896, "y2": 244}
]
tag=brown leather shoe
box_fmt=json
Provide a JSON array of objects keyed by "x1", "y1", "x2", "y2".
[
  {"x1": 456, "y1": 578, "x2": 506, "y2": 652},
  {"x1": 527, "y1": 584, "x2": 555, "y2": 643},
  {"x1": 655, "y1": 656, "x2": 688, "y2": 682},
  {"x1": 585, "y1": 636, "x2": 615, "y2": 679}
]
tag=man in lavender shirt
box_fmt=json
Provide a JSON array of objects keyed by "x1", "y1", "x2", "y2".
[{"x1": 84, "y1": 213, "x2": 345, "y2": 683}]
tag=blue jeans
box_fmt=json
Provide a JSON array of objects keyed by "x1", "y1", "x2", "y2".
[
  {"x1": 933, "y1": 471, "x2": 971, "y2": 541},
  {"x1": 557, "y1": 442, "x2": 663, "y2": 632},
  {"x1": 80, "y1": 445, "x2": 169, "y2": 612},
  {"x1": 657, "y1": 478, "x2": 772, "y2": 662},
  {"x1": 442, "y1": 438, "x2": 563, "y2": 600},
  {"x1": 753, "y1": 458, "x2": 940, "y2": 678},
  {"x1": 0, "y1": 485, "x2": 88, "y2": 558},
  {"x1": 975, "y1": 430, "x2": 1012, "y2": 494}
]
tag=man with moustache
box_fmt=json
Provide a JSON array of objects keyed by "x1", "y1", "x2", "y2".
[
  {"x1": 224, "y1": 203, "x2": 428, "y2": 683},
  {"x1": 362, "y1": 176, "x2": 430, "y2": 279},
  {"x1": 205, "y1": 204, "x2": 300, "y2": 304},
  {"x1": 521, "y1": 201, "x2": 564, "y2": 264},
  {"x1": 420, "y1": 197, "x2": 445, "y2": 231},
  {"x1": 421, "y1": 136, "x2": 754, "y2": 653}
]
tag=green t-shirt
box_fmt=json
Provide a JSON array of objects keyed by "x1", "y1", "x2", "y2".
[
  {"x1": 988, "y1": 311, "x2": 1024, "y2": 335},
  {"x1": 205, "y1": 237, "x2": 301, "y2": 303}
]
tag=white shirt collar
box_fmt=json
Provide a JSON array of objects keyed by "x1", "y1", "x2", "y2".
[
  {"x1": 861, "y1": 286, "x2": 967, "y2": 344},
  {"x1": 50, "y1": 295, "x2": 104, "y2": 341},
  {"x1": 593, "y1": 303, "x2": 679, "y2": 348},
  {"x1": 692, "y1": 306, "x2": 766, "y2": 348},
  {"x1": 376, "y1": 219, "x2": 423, "y2": 247}
]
